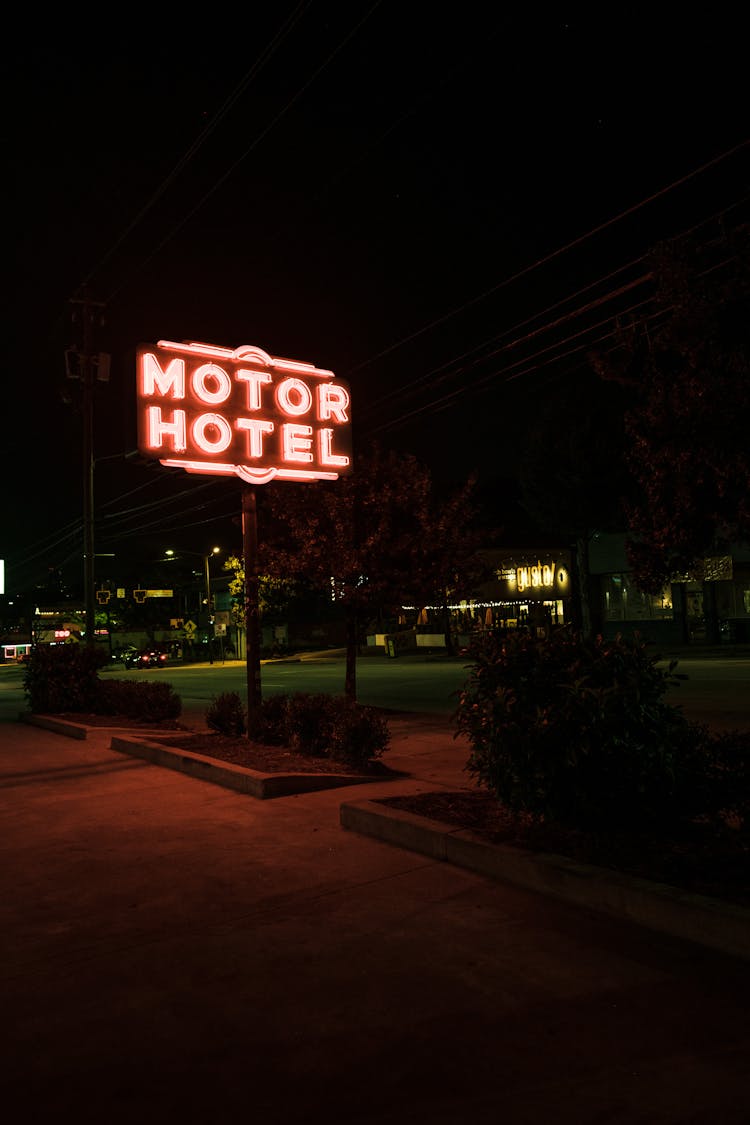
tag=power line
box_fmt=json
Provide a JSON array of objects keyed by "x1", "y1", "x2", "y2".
[
  {"x1": 344, "y1": 138, "x2": 750, "y2": 379},
  {"x1": 80, "y1": 2, "x2": 313, "y2": 294},
  {"x1": 360, "y1": 194, "x2": 749, "y2": 431},
  {"x1": 104, "y1": 2, "x2": 384, "y2": 304}
]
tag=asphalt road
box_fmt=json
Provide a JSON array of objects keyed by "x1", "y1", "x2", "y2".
[
  {"x1": 124, "y1": 650, "x2": 750, "y2": 732},
  {"x1": 2, "y1": 649, "x2": 748, "y2": 731}
]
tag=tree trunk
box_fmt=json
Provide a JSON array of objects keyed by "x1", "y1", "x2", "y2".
[
  {"x1": 702, "y1": 581, "x2": 721, "y2": 645},
  {"x1": 441, "y1": 598, "x2": 454, "y2": 654},
  {"x1": 671, "y1": 583, "x2": 690, "y2": 644},
  {"x1": 344, "y1": 615, "x2": 358, "y2": 702},
  {"x1": 573, "y1": 535, "x2": 593, "y2": 639}
]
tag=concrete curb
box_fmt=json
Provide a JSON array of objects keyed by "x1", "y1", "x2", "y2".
[
  {"x1": 20, "y1": 714, "x2": 395, "y2": 800},
  {"x1": 110, "y1": 735, "x2": 383, "y2": 799},
  {"x1": 340, "y1": 799, "x2": 750, "y2": 962},
  {"x1": 20, "y1": 713, "x2": 89, "y2": 739}
]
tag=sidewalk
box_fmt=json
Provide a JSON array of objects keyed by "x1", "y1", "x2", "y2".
[
  {"x1": 3, "y1": 713, "x2": 750, "y2": 1123},
  {"x1": 19, "y1": 709, "x2": 750, "y2": 960}
]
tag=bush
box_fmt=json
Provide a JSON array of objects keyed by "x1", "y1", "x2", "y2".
[
  {"x1": 24, "y1": 644, "x2": 108, "y2": 714},
  {"x1": 693, "y1": 728, "x2": 750, "y2": 832},
  {"x1": 454, "y1": 628, "x2": 723, "y2": 832},
  {"x1": 23, "y1": 646, "x2": 182, "y2": 722},
  {"x1": 283, "y1": 692, "x2": 337, "y2": 757},
  {"x1": 247, "y1": 693, "x2": 291, "y2": 745},
  {"x1": 97, "y1": 678, "x2": 182, "y2": 721},
  {"x1": 328, "y1": 702, "x2": 391, "y2": 768},
  {"x1": 239, "y1": 691, "x2": 391, "y2": 766},
  {"x1": 206, "y1": 691, "x2": 247, "y2": 736}
]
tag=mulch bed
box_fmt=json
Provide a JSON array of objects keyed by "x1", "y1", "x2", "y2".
[
  {"x1": 149, "y1": 732, "x2": 397, "y2": 777},
  {"x1": 53, "y1": 715, "x2": 395, "y2": 777},
  {"x1": 381, "y1": 791, "x2": 750, "y2": 909}
]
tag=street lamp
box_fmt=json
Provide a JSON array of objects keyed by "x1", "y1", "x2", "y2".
[{"x1": 164, "y1": 547, "x2": 221, "y2": 663}]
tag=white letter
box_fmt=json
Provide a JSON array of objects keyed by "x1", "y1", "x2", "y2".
[
  {"x1": 317, "y1": 383, "x2": 349, "y2": 422},
  {"x1": 318, "y1": 428, "x2": 349, "y2": 467},
  {"x1": 237, "y1": 418, "x2": 274, "y2": 458},
  {"x1": 192, "y1": 413, "x2": 232, "y2": 454},
  {"x1": 191, "y1": 363, "x2": 232, "y2": 405},
  {"x1": 237, "y1": 368, "x2": 272, "y2": 410},
  {"x1": 142, "y1": 354, "x2": 185, "y2": 398},
  {"x1": 282, "y1": 424, "x2": 313, "y2": 462},
  {"x1": 147, "y1": 407, "x2": 186, "y2": 451},
  {"x1": 277, "y1": 378, "x2": 313, "y2": 417}
]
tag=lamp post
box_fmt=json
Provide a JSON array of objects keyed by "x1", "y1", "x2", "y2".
[{"x1": 165, "y1": 547, "x2": 220, "y2": 663}]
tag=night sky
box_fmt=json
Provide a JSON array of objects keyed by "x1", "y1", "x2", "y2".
[{"x1": 5, "y1": 7, "x2": 749, "y2": 592}]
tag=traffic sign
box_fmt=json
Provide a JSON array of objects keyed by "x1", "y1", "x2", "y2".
[{"x1": 184, "y1": 620, "x2": 197, "y2": 635}]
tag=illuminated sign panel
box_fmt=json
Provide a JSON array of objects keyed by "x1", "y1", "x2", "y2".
[
  {"x1": 136, "y1": 340, "x2": 352, "y2": 484},
  {"x1": 495, "y1": 558, "x2": 569, "y2": 600}
]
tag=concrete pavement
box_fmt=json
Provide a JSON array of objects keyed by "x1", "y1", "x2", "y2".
[{"x1": 2, "y1": 712, "x2": 750, "y2": 1123}]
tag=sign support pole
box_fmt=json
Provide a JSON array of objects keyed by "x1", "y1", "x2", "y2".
[{"x1": 242, "y1": 485, "x2": 262, "y2": 733}]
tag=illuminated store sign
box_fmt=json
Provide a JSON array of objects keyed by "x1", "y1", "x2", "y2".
[
  {"x1": 496, "y1": 559, "x2": 569, "y2": 599},
  {"x1": 515, "y1": 560, "x2": 567, "y2": 593},
  {"x1": 136, "y1": 340, "x2": 352, "y2": 484}
]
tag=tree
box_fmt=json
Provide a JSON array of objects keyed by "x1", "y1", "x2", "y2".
[
  {"x1": 516, "y1": 371, "x2": 634, "y2": 636},
  {"x1": 257, "y1": 442, "x2": 485, "y2": 701},
  {"x1": 221, "y1": 556, "x2": 300, "y2": 653},
  {"x1": 590, "y1": 221, "x2": 750, "y2": 595},
  {"x1": 400, "y1": 471, "x2": 490, "y2": 651}
]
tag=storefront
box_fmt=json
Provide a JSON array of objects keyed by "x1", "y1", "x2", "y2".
[
  {"x1": 590, "y1": 533, "x2": 750, "y2": 644},
  {"x1": 463, "y1": 547, "x2": 573, "y2": 638},
  {"x1": 387, "y1": 547, "x2": 573, "y2": 651}
]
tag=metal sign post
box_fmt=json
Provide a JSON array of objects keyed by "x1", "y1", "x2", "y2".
[{"x1": 242, "y1": 485, "x2": 262, "y2": 730}]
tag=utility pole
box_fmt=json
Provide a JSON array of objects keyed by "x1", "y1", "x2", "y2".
[
  {"x1": 69, "y1": 286, "x2": 105, "y2": 649},
  {"x1": 203, "y1": 552, "x2": 214, "y2": 665}
]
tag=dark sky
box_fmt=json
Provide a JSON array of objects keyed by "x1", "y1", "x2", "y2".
[{"x1": 5, "y1": 6, "x2": 749, "y2": 591}]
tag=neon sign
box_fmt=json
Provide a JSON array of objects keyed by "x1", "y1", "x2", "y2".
[
  {"x1": 136, "y1": 340, "x2": 352, "y2": 484},
  {"x1": 515, "y1": 561, "x2": 567, "y2": 593},
  {"x1": 495, "y1": 559, "x2": 569, "y2": 597}
]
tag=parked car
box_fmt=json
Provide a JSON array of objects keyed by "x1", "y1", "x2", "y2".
[{"x1": 124, "y1": 647, "x2": 168, "y2": 669}]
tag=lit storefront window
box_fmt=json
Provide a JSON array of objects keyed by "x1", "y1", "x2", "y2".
[{"x1": 602, "y1": 574, "x2": 673, "y2": 621}]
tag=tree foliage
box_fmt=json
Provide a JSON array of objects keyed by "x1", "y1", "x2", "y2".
[
  {"x1": 256, "y1": 442, "x2": 485, "y2": 700},
  {"x1": 590, "y1": 221, "x2": 750, "y2": 591},
  {"x1": 517, "y1": 372, "x2": 633, "y2": 541},
  {"x1": 515, "y1": 371, "x2": 635, "y2": 635},
  {"x1": 221, "y1": 556, "x2": 298, "y2": 632}
]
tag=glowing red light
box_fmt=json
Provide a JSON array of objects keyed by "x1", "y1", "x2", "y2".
[{"x1": 136, "y1": 340, "x2": 352, "y2": 483}]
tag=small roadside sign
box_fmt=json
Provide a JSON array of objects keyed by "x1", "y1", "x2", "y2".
[{"x1": 184, "y1": 620, "x2": 197, "y2": 635}]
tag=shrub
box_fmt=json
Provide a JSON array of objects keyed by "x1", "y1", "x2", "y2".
[
  {"x1": 284, "y1": 692, "x2": 337, "y2": 757},
  {"x1": 201, "y1": 690, "x2": 391, "y2": 766},
  {"x1": 695, "y1": 728, "x2": 750, "y2": 833},
  {"x1": 243, "y1": 691, "x2": 391, "y2": 766},
  {"x1": 206, "y1": 691, "x2": 247, "y2": 737},
  {"x1": 453, "y1": 628, "x2": 717, "y2": 832},
  {"x1": 247, "y1": 693, "x2": 291, "y2": 745},
  {"x1": 328, "y1": 702, "x2": 391, "y2": 768},
  {"x1": 24, "y1": 644, "x2": 108, "y2": 714},
  {"x1": 97, "y1": 678, "x2": 182, "y2": 721}
]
